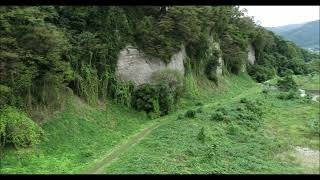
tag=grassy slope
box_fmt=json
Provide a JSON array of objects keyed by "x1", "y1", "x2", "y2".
[
  {"x1": 1, "y1": 74, "x2": 318, "y2": 174},
  {"x1": 1, "y1": 97, "x2": 152, "y2": 174},
  {"x1": 103, "y1": 75, "x2": 319, "y2": 174},
  {"x1": 266, "y1": 73, "x2": 319, "y2": 91},
  {"x1": 293, "y1": 73, "x2": 320, "y2": 91}
]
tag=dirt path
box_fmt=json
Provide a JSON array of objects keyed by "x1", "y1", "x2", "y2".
[
  {"x1": 83, "y1": 119, "x2": 170, "y2": 174},
  {"x1": 83, "y1": 86, "x2": 262, "y2": 174},
  {"x1": 294, "y1": 146, "x2": 320, "y2": 171}
]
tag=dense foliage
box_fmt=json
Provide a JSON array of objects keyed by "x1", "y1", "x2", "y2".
[
  {"x1": 0, "y1": 106, "x2": 44, "y2": 148},
  {"x1": 132, "y1": 70, "x2": 184, "y2": 117},
  {"x1": 211, "y1": 98, "x2": 263, "y2": 130},
  {"x1": 276, "y1": 70, "x2": 298, "y2": 91},
  {"x1": 0, "y1": 6, "x2": 317, "y2": 120}
]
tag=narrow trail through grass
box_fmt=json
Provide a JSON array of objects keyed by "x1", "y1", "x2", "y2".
[
  {"x1": 84, "y1": 84, "x2": 262, "y2": 174},
  {"x1": 84, "y1": 120, "x2": 167, "y2": 174}
]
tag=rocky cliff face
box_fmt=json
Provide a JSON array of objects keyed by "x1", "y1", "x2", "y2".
[
  {"x1": 116, "y1": 42, "x2": 255, "y2": 85},
  {"x1": 240, "y1": 44, "x2": 256, "y2": 72},
  {"x1": 212, "y1": 42, "x2": 223, "y2": 76},
  {"x1": 247, "y1": 44, "x2": 256, "y2": 65},
  {"x1": 116, "y1": 45, "x2": 186, "y2": 86}
]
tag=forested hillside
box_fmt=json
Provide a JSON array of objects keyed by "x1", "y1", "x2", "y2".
[
  {"x1": 267, "y1": 20, "x2": 320, "y2": 52},
  {"x1": 0, "y1": 7, "x2": 319, "y2": 174}
]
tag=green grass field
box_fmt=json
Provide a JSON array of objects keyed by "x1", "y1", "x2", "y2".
[
  {"x1": 102, "y1": 75, "x2": 319, "y2": 174},
  {"x1": 1, "y1": 74, "x2": 319, "y2": 174}
]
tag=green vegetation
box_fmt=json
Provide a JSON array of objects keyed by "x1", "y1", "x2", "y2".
[
  {"x1": 309, "y1": 118, "x2": 320, "y2": 135},
  {"x1": 0, "y1": 107, "x2": 44, "y2": 148},
  {"x1": 184, "y1": 109, "x2": 196, "y2": 118},
  {"x1": 276, "y1": 70, "x2": 298, "y2": 91},
  {"x1": 131, "y1": 70, "x2": 183, "y2": 117},
  {"x1": 102, "y1": 75, "x2": 319, "y2": 174},
  {"x1": 0, "y1": 6, "x2": 319, "y2": 174},
  {"x1": 0, "y1": 96, "x2": 151, "y2": 173},
  {"x1": 268, "y1": 20, "x2": 320, "y2": 51},
  {"x1": 294, "y1": 73, "x2": 320, "y2": 90}
]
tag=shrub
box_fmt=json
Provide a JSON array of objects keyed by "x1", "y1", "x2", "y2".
[
  {"x1": 185, "y1": 109, "x2": 196, "y2": 118},
  {"x1": 195, "y1": 102, "x2": 203, "y2": 106},
  {"x1": 151, "y1": 69, "x2": 184, "y2": 102},
  {"x1": 0, "y1": 106, "x2": 44, "y2": 148},
  {"x1": 242, "y1": 100, "x2": 263, "y2": 117},
  {"x1": 132, "y1": 70, "x2": 184, "y2": 117},
  {"x1": 148, "y1": 98, "x2": 161, "y2": 119},
  {"x1": 196, "y1": 107, "x2": 203, "y2": 113},
  {"x1": 210, "y1": 100, "x2": 263, "y2": 130},
  {"x1": 177, "y1": 114, "x2": 184, "y2": 120},
  {"x1": 277, "y1": 91, "x2": 299, "y2": 100},
  {"x1": 211, "y1": 111, "x2": 227, "y2": 121},
  {"x1": 132, "y1": 82, "x2": 180, "y2": 117},
  {"x1": 240, "y1": 98, "x2": 250, "y2": 104},
  {"x1": 309, "y1": 118, "x2": 319, "y2": 135},
  {"x1": 277, "y1": 70, "x2": 298, "y2": 91},
  {"x1": 262, "y1": 89, "x2": 269, "y2": 94},
  {"x1": 0, "y1": 85, "x2": 11, "y2": 107},
  {"x1": 298, "y1": 93, "x2": 313, "y2": 103},
  {"x1": 197, "y1": 127, "x2": 205, "y2": 143},
  {"x1": 247, "y1": 64, "x2": 274, "y2": 83},
  {"x1": 205, "y1": 59, "x2": 219, "y2": 84},
  {"x1": 157, "y1": 82, "x2": 174, "y2": 115},
  {"x1": 132, "y1": 84, "x2": 158, "y2": 114},
  {"x1": 112, "y1": 80, "x2": 134, "y2": 108}
]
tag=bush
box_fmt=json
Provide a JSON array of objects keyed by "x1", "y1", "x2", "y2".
[
  {"x1": 240, "y1": 98, "x2": 250, "y2": 104},
  {"x1": 205, "y1": 59, "x2": 219, "y2": 84},
  {"x1": 185, "y1": 109, "x2": 196, "y2": 118},
  {"x1": 132, "y1": 81, "x2": 181, "y2": 117},
  {"x1": 0, "y1": 85, "x2": 11, "y2": 107},
  {"x1": 151, "y1": 69, "x2": 184, "y2": 102},
  {"x1": 247, "y1": 64, "x2": 274, "y2": 83},
  {"x1": 196, "y1": 107, "x2": 203, "y2": 113},
  {"x1": 197, "y1": 127, "x2": 205, "y2": 143},
  {"x1": 211, "y1": 111, "x2": 227, "y2": 121},
  {"x1": 148, "y1": 98, "x2": 161, "y2": 119},
  {"x1": 210, "y1": 100, "x2": 263, "y2": 129},
  {"x1": 262, "y1": 89, "x2": 269, "y2": 94},
  {"x1": 309, "y1": 118, "x2": 320, "y2": 135},
  {"x1": 277, "y1": 91, "x2": 299, "y2": 100},
  {"x1": 132, "y1": 70, "x2": 184, "y2": 117},
  {"x1": 132, "y1": 84, "x2": 158, "y2": 114},
  {"x1": 242, "y1": 100, "x2": 263, "y2": 117},
  {"x1": 277, "y1": 70, "x2": 298, "y2": 91},
  {"x1": 157, "y1": 82, "x2": 174, "y2": 115},
  {"x1": 177, "y1": 114, "x2": 184, "y2": 120},
  {"x1": 0, "y1": 106, "x2": 44, "y2": 148}
]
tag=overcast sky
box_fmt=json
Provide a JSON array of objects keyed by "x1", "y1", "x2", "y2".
[{"x1": 240, "y1": 6, "x2": 320, "y2": 27}]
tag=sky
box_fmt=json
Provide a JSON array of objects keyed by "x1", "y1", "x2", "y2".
[{"x1": 240, "y1": 6, "x2": 320, "y2": 27}]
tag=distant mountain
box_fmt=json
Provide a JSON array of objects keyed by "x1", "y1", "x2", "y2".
[
  {"x1": 266, "y1": 20, "x2": 320, "y2": 52},
  {"x1": 266, "y1": 23, "x2": 305, "y2": 34}
]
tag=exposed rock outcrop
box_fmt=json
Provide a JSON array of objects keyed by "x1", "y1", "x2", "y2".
[
  {"x1": 247, "y1": 44, "x2": 256, "y2": 65},
  {"x1": 212, "y1": 42, "x2": 223, "y2": 76},
  {"x1": 240, "y1": 44, "x2": 256, "y2": 72},
  {"x1": 116, "y1": 45, "x2": 186, "y2": 86}
]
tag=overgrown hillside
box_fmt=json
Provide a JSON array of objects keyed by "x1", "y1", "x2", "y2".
[
  {"x1": 0, "y1": 6, "x2": 319, "y2": 174},
  {"x1": 267, "y1": 20, "x2": 320, "y2": 52},
  {"x1": 1, "y1": 6, "x2": 317, "y2": 115}
]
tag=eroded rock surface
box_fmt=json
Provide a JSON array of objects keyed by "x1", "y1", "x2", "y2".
[{"x1": 116, "y1": 45, "x2": 186, "y2": 86}]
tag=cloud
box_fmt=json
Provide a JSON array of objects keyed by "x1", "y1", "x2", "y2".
[{"x1": 240, "y1": 6, "x2": 320, "y2": 27}]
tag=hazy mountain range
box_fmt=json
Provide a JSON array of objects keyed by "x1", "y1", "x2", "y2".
[{"x1": 266, "y1": 20, "x2": 320, "y2": 52}]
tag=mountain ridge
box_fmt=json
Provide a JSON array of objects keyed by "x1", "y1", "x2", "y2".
[{"x1": 265, "y1": 20, "x2": 320, "y2": 52}]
